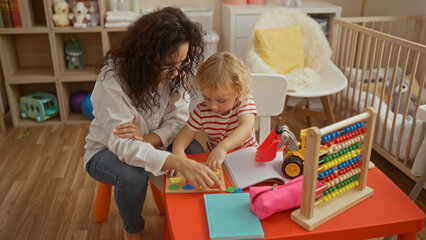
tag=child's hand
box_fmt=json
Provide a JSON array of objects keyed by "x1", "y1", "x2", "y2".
[
  {"x1": 113, "y1": 118, "x2": 143, "y2": 140},
  {"x1": 206, "y1": 147, "x2": 227, "y2": 172}
]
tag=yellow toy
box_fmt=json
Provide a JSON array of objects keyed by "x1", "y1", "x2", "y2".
[
  {"x1": 256, "y1": 121, "x2": 368, "y2": 180},
  {"x1": 255, "y1": 125, "x2": 328, "y2": 179},
  {"x1": 281, "y1": 129, "x2": 329, "y2": 178},
  {"x1": 52, "y1": 1, "x2": 70, "y2": 27}
]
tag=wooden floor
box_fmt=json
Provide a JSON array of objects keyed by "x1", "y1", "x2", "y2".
[{"x1": 0, "y1": 115, "x2": 424, "y2": 240}]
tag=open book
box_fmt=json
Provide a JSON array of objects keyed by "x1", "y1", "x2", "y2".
[{"x1": 223, "y1": 147, "x2": 288, "y2": 189}]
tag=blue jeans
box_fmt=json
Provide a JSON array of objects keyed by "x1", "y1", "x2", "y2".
[{"x1": 86, "y1": 139, "x2": 204, "y2": 233}]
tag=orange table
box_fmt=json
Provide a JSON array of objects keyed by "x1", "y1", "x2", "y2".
[{"x1": 164, "y1": 153, "x2": 425, "y2": 240}]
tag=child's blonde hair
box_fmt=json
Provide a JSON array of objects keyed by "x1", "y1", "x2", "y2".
[{"x1": 195, "y1": 52, "x2": 251, "y2": 99}]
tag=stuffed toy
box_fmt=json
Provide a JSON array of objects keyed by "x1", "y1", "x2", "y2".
[
  {"x1": 52, "y1": 1, "x2": 70, "y2": 27},
  {"x1": 386, "y1": 77, "x2": 424, "y2": 117},
  {"x1": 65, "y1": 38, "x2": 84, "y2": 69},
  {"x1": 87, "y1": 0, "x2": 99, "y2": 26},
  {"x1": 69, "y1": 0, "x2": 92, "y2": 29},
  {"x1": 283, "y1": 0, "x2": 301, "y2": 7}
]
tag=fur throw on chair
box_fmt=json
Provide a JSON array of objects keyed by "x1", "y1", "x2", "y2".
[{"x1": 245, "y1": 8, "x2": 332, "y2": 92}]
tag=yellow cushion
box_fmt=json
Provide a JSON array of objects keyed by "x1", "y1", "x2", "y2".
[{"x1": 255, "y1": 25, "x2": 305, "y2": 75}]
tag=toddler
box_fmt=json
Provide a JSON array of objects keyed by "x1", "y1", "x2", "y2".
[{"x1": 173, "y1": 52, "x2": 257, "y2": 171}]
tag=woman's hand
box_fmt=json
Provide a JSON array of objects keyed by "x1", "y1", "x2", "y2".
[
  {"x1": 168, "y1": 169, "x2": 179, "y2": 177},
  {"x1": 181, "y1": 159, "x2": 223, "y2": 190},
  {"x1": 164, "y1": 155, "x2": 223, "y2": 191},
  {"x1": 113, "y1": 118, "x2": 143, "y2": 141},
  {"x1": 168, "y1": 151, "x2": 186, "y2": 177},
  {"x1": 206, "y1": 146, "x2": 227, "y2": 172}
]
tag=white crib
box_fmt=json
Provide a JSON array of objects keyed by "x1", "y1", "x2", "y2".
[{"x1": 330, "y1": 16, "x2": 426, "y2": 187}]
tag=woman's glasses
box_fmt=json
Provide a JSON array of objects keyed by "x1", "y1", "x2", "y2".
[{"x1": 160, "y1": 61, "x2": 190, "y2": 76}]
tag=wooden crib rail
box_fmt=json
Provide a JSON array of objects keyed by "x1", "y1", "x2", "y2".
[
  {"x1": 334, "y1": 15, "x2": 425, "y2": 24},
  {"x1": 331, "y1": 16, "x2": 426, "y2": 187},
  {"x1": 332, "y1": 18, "x2": 425, "y2": 52}
]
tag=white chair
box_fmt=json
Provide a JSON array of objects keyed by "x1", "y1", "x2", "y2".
[
  {"x1": 282, "y1": 60, "x2": 348, "y2": 125},
  {"x1": 245, "y1": 8, "x2": 347, "y2": 126},
  {"x1": 251, "y1": 73, "x2": 287, "y2": 143}
]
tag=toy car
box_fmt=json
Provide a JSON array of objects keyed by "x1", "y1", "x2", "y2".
[{"x1": 19, "y1": 92, "x2": 60, "y2": 122}]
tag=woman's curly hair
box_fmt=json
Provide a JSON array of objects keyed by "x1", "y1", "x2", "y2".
[{"x1": 98, "y1": 7, "x2": 205, "y2": 113}]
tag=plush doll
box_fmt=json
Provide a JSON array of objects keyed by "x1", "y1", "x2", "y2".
[
  {"x1": 87, "y1": 1, "x2": 99, "y2": 26},
  {"x1": 283, "y1": 0, "x2": 301, "y2": 7},
  {"x1": 69, "y1": 0, "x2": 92, "y2": 29},
  {"x1": 386, "y1": 77, "x2": 424, "y2": 117},
  {"x1": 52, "y1": 1, "x2": 70, "y2": 27},
  {"x1": 65, "y1": 38, "x2": 84, "y2": 69}
]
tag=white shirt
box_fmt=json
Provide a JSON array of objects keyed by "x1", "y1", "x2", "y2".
[{"x1": 83, "y1": 65, "x2": 190, "y2": 176}]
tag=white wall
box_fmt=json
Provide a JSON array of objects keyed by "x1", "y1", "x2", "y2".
[
  {"x1": 136, "y1": 0, "x2": 425, "y2": 50},
  {"x1": 363, "y1": 0, "x2": 426, "y2": 16},
  {"x1": 304, "y1": 0, "x2": 426, "y2": 17},
  {"x1": 140, "y1": 0, "x2": 221, "y2": 47}
]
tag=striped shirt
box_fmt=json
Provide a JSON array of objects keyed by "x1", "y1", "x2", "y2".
[{"x1": 187, "y1": 97, "x2": 258, "y2": 152}]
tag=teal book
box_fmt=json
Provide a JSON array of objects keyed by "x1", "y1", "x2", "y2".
[{"x1": 204, "y1": 193, "x2": 264, "y2": 240}]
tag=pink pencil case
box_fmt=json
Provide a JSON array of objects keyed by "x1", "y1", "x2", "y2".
[{"x1": 249, "y1": 176, "x2": 323, "y2": 220}]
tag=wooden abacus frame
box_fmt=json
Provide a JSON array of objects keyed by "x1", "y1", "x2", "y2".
[{"x1": 291, "y1": 107, "x2": 377, "y2": 230}]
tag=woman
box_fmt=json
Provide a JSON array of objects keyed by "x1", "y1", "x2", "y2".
[{"x1": 83, "y1": 7, "x2": 222, "y2": 239}]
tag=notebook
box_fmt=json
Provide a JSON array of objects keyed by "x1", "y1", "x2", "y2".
[
  {"x1": 224, "y1": 147, "x2": 288, "y2": 189},
  {"x1": 204, "y1": 193, "x2": 264, "y2": 240}
]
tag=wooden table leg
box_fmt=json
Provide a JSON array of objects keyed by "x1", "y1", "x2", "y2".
[
  {"x1": 164, "y1": 211, "x2": 172, "y2": 240},
  {"x1": 397, "y1": 232, "x2": 417, "y2": 240}
]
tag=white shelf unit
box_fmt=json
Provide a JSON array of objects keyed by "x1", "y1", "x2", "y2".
[{"x1": 222, "y1": 1, "x2": 342, "y2": 59}]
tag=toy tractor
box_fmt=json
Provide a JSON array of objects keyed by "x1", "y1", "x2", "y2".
[
  {"x1": 281, "y1": 129, "x2": 307, "y2": 179},
  {"x1": 255, "y1": 125, "x2": 327, "y2": 179}
]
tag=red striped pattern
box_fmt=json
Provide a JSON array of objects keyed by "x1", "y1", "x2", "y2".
[{"x1": 187, "y1": 97, "x2": 258, "y2": 151}]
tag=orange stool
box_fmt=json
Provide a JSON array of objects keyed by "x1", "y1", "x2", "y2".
[{"x1": 94, "y1": 180, "x2": 165, "y2": 223}]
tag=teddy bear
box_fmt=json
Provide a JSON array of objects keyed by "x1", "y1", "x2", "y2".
[
  {"x1": 386, "y1": 77, "x2": 424, "y2": 117},
  {"x1": 52, "y1": 1, "x2": 70, "y2": 27},
  {"x1": 68, "y1": 0, "x2": 92, "y2": 29},
  {"x1": 87, "y1": 0, "x2": 100, "y2": 26}
]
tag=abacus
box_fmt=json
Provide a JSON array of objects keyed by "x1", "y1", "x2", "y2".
[{"x1": 291, "y1": 107, "x2": 377, "y2": 230}]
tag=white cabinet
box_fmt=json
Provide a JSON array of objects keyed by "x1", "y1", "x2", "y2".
[{"x1": 222, "y1": 1, "x2": 342, "y2": 59}]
